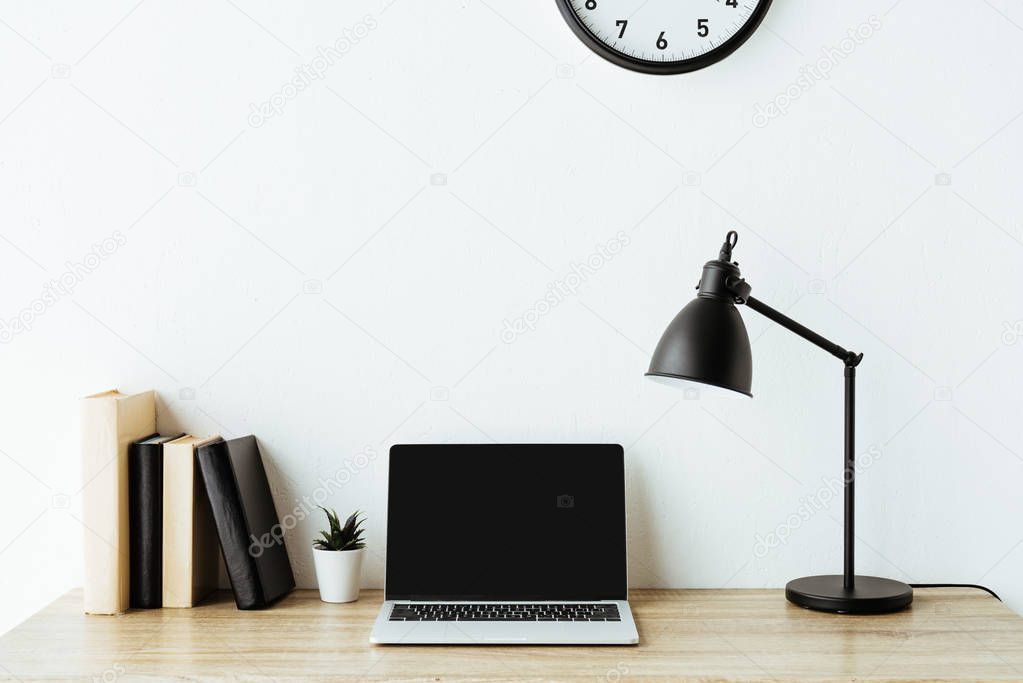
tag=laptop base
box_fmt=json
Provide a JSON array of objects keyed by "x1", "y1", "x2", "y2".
[{"x1": 370, "y1": 600, "x2": 639, "y2": 645}]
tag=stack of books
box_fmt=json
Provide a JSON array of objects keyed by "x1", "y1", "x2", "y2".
[{"x1": 80, "y1": 390, "x2": 295, "y2": 613}]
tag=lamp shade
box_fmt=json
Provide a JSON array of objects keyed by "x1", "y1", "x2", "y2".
[{"x1": 645, "y1": 296, "x2": 753, "y2": 397}]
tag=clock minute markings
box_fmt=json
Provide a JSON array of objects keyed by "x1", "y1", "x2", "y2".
[{"x1": 573, "y1": 0, "x2": 759, "y2": 62}]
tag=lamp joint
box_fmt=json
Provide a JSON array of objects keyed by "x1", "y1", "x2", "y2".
[{"x1": 725, "y1": 276, "x2": 751, "y2": 304}]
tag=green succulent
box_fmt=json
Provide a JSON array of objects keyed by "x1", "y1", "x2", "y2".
[{"x1": 313, "y1": 506, "x2": 366, "y2": 551}]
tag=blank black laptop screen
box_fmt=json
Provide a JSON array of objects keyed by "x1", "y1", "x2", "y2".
[{"x1": 386, "y1": 444, "x2": 627, "y2": 601}]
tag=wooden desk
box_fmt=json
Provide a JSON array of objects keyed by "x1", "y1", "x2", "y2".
[{"x1": 2, "y1": 588, "x2": 1021, "y2": 681}]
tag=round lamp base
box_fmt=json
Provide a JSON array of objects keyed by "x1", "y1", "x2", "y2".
[{"x1": 786, "y1": 575, "x2": 913, "y2": 614}]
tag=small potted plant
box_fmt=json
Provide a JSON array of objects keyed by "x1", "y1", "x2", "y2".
[{"x1": 312, "y1": 507, "x2": 366, "y2": 603}]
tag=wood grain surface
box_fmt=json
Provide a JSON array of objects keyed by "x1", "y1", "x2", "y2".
[{"x1": 1, "y1": 588, "x2": 1021, "y2": 681}]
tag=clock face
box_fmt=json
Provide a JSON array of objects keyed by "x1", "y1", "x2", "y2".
[{"x1": 556, "y1": 0, "x2": 772, "y2": 74}]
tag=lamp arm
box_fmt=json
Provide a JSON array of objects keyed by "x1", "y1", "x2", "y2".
[
  {"x1": 740, "y1": 291, "x2": 861, "y2": 590},
  {"x1": 740, "y1": 293, "x2": 863, "y2": 367},
  {"x1": 713, "y1": 231, "x2": 861, "y2": 366}
]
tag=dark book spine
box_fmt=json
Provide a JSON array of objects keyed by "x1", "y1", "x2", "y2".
[
  {"x1": 129, "y1": 440, "x2": 163, "y2": 608},
  {"x1": 195, "y1": 440, "x2": 266, "y2": 609},
  {"x1": 229, "y1": 435, "x2": 295, "y2": 606}
]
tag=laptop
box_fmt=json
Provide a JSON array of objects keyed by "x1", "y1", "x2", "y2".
[{"x1": 370, "y1": 444, "x2": 639, "y2": 645}]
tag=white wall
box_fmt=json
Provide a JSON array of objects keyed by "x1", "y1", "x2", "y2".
[{"x1": 2, "y1": 0, "x2": 1022, "y2": 635}]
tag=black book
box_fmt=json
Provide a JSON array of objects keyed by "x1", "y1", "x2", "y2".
[
  {"x1": 128, "y1": 433, "x2": 183, "y2": 609},
  {"x1": 195, "y1": 435, "x2": 295, "y2": 609}
]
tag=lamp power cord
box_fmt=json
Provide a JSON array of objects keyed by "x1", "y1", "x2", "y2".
[{"x1": 909, "y1": 583, "x2": 1002, "y2": 601}]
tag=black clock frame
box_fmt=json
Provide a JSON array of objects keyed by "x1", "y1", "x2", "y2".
[{"x1": 555, "y1": 0, "x2": 773, "y2": 75}]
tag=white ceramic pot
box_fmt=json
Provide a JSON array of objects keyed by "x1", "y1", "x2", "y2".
[{"x1": 312, "y1": 547, "x2": 365, "y2": 603}]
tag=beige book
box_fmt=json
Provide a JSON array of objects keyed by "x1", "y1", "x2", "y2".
[
  {"x1": 81, "y1": 389, "x2": 156, "y2": 615},
  {"x1": 162, "y1": 434, "x2": 221, "y2": 608}
]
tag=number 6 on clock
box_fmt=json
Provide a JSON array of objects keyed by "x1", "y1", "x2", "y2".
[{"x1": 556, "y1": 0, "x2": 772, "y2": 74}]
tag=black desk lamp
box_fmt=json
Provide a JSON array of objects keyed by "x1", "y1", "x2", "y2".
[{"x1": 645, "y1": 230, "x2": 912, "y2": 614}]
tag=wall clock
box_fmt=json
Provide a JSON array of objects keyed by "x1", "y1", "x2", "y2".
[{"x1": 556, "y1": 0, "x2": 773, "y2": 75}]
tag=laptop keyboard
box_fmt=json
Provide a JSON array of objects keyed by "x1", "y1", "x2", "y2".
[{"x1": 389, "y1": 603, "x2": 621, "y2": 622}]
